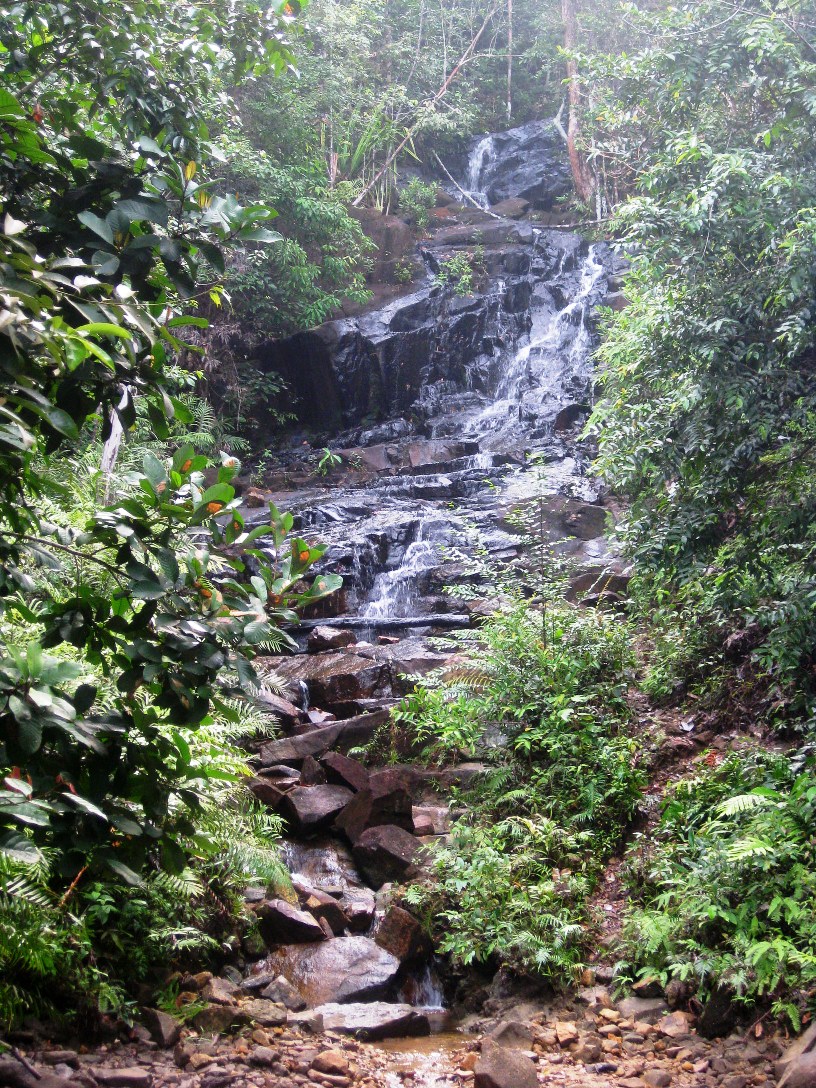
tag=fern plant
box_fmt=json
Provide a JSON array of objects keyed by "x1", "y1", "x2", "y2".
[{"x1": 619, "y1": 748, "x2": 816, "y2": 1026}]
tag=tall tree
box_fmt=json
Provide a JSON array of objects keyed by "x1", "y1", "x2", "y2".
[{"x1": 561, "y1": 0, "x2": 595, "y2": 206}]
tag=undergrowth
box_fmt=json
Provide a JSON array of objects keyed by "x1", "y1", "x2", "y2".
[
  {"x1": 398, "y1": 525, "x2": 645, "y2": 982},
  {"x1": 618, "y1": 746, "x2": 816, "y2": 1029}
]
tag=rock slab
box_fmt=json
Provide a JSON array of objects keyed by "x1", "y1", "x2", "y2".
[
  {"x1": 263, "y1": 934, "x2": 401, "y2": 1005},
  {"x1": 310, "y1": 1001, "x2": 431, "y2": 1041},
  {"x1": 475, "y1": 1040, "x2": 537, "y2": 1088}
]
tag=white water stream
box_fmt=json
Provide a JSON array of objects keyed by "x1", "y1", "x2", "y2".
[{"x1": 462, "y1": 134, "x2": 495, "y2": 209}]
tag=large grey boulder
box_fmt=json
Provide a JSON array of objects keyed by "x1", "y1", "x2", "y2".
[
  {"x1": 311, "y1": 1002, "x2": 431, "y2": 1041},
  {"x1": 263, "y1": 934, "x2": 401, "y2": 1006}
]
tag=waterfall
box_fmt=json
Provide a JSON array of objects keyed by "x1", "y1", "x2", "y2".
[
  {"x1": 400, "y1": 961, "x2": 446, "y2": 1010},
  {"x1": 363, "y1": 520, "x2": 442, "y2": 620},
  {"x1": 467, "y1": 243, "x2": 607, "y2": 447},
  {"x1": 462, "y1": 135, "x2": 494, "y2": 210}
]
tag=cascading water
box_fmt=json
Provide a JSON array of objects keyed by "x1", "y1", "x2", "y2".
[
  {"x1": 363, "y1": 520, "x2": 448, "y2": 620},
  {"x1": 468, "y1": 243, "x2": 607, "y2": 449},
  {"x1": 462, "y1": 134, "x2": 494, "y2": 209}
]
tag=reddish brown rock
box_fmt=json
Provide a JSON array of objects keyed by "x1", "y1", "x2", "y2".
[
  {"x1": 300, "y1": 755, "x2": 327, "y2": 786},
  {"x1": 335, "y1": 768, "x2": 414, "y2": 843},
  {"x1": 321, "y1": 751, "x2": 370, "y2": 792},
  {"x1": 374, "y1": 905, "x2": 429, "y2": 963},
  {"x1": 247, "y1": 777, "x2": 286, "y2": 808},
  {"x1": 257, "y1": 711, "x2": 389, "y2": 767},
  {"x1": 256, "y1": 898, "x2": 326, "y2": 944},
  {"x1": 308, "y1": 626, "x2": 357, "y2": 653},
  {"x1": 304, "y1": 887, "x2": 350, "y2": 936},
  {"x1": 475, "y1": 1040, "x2": 537, "y2": 1088}
]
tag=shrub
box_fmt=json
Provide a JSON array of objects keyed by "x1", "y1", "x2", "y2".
[
  {"x1": 398, "y1": 178, "x2": 438, "y2": 229},
  {"x1": 619, "y1": 747, "x2": 816, "y2": 1028}
]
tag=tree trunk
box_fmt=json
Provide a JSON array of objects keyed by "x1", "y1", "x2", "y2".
[{"x1": 561, "y1": 0, "x2": 594, "y2": 206}]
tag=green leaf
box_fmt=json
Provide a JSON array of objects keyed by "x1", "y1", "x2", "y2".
[{"x1": 77, "y1": 211, "x2": 114, "y2": 245}]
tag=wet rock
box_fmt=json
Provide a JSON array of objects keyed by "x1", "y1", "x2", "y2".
[
  {"x1": 303, "y1": 887, "x2": 350, "y2": 935},
  {"x1": 257, "y1": 899, "x2": 326, "y2": 944},
  {"x1": 321, "y1": 752, "x2": 369, "y2": 793},
  {"x1": 240, "y1": 998, "x2": 288, "y2": 1026},
  {"x1": 141, "y1": 1007, "x2": 182, "y2": 1048},
  {"x1": 308, "y1": 627, "x2": 357, "y2": 653},
  {"x1": 475, "y1": 1040, "x2": 537, "y2": 1088},
  {"x1": 263, "y1": 934, "x2": 401, "y2": 1005},
  {"x1": 338, "y1": 889, "x2": 377, "y2": 932},
  {"x1": 280, "y1": 785, "x2": 355, "y2": 833},
  {"x1": 465, "y1": 122, "x2": 571, "y2": 208},
  {"x1": 335, "y1": 769, "x2": 415, "y2": 843},
  {"x1": 259, "y1": 976, "x2": 307, "y2": 1011},
  {"x1": 272, "y1": 652, "x2": 388, "y2": 708},
  {"x1": 488, "y1": 197, "x2": 530, "y2": 219},
  {"x1": 300, "y1": 756, "x2": 327, "y2": 786},
  {"x1": 374, "y1": 905, "x2": 429, "y2": 963},
  {"x1": 352, "y1": 824, "x2": 423, "y2": 887},
  {"x1": 257, "y1": 712, "x2": 390, "y2": 767},
  {"x1": 310, "y1": 1002, "x2": 431, "y2": 1041},
  {"x1": 697, "y1": 984, "x2": 736, "y2": 1039},
  {"x1": 553, "y1": 403, "x2": 589, "y2": 430}
]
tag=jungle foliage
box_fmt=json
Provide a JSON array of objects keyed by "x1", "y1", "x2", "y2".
[
  {"x1": 399, "y1": 531, "x2": 644, "y2": 980},
  {"x1": 584, "y1": 1, "x2": 816, "y2": 721},
  {"x1": 0, "y1": 0, "x2": 341, "y2": 1025}
]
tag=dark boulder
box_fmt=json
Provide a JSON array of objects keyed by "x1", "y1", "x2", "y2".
[
  {"x1": 335, "y1": 768, "x2": 415, "y2": 843},
  {"x1": 247, "y1": 777, "x2": 286, "y2": 809},
  {"x1": 352, "y1": 825, "x2": 423, "y2": 888},
  {"x1": 256, "y1": 711, "x2": 390, "y2": 768},
  {"x1": 256, "y1": 899, "x2": 326, "y2": 945},
  {"x1": 280, "y1": 785, "x2": 354, "y2": 833},
  {"x1": 321, "y1": 751, "x2": 370, "y2": 792},
  {"x1": 465, "y1": 122, "x2": 571, "y2": 209},
  {"x1": 308, "y1": 626, "x2": 357, "y2": 652},
  {"x1": 374, "y1": 905, "x2": 429, "y2": 963},
  {"x1": 697, "y1": 984, "x2": 737, "y2": 1039},
  {"x1": 300, "y1": 755, "x2": 327, "y2": 786},
  {"x1": 303, "y1": 887, "x2": 350, "y2": 936}
]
